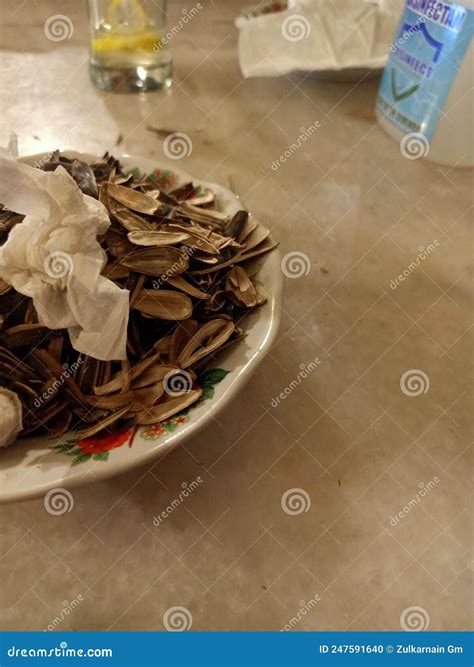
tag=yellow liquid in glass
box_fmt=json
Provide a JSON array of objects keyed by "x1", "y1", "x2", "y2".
[
  {"x1": 89, "y1": 0, "x2": 171, "y2": 91},
  {"x1": 91, "y1": 27, "x2": 163, "y2": 67}
]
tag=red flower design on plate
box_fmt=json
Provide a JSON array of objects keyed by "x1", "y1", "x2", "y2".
[
  {"x1": 78, "y1": 428, "x2": 135, "y2": 455},
  {"x1": 51, "y1": 367, "x2": 229, "y2": 464}
]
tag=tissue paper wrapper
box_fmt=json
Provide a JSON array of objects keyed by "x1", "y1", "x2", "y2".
[{"x1": 237, "y1": 0, "x2": 403, "y2": 80}]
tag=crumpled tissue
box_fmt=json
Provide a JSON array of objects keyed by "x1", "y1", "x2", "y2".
[
  {"x1": 236, "y1": 0, "x2": 402, "y2": 78},
  {"x1": 0, "y1": 145, "x2": 129, "y2": 361}
]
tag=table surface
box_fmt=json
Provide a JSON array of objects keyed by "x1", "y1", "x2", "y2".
[{"x1": 1, "y1": 0, "x2": 472, "y2": 632}]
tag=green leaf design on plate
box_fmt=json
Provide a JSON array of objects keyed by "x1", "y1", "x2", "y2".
[
  {"x1": 92, "y1": 452, "x2": 110, "y2": 461},
  {"x1": 197, "y1": 368, "x2": 230, "y2": 402},
  {"x1": 164, "y1": 421, "x2": 178, "y2": 432},
  {"x1": 201, "y1": 385, "x2": 215, "y2": 401},
  {"x1": 72, "y1": 453, "x2": 92, "y2": 466},
  {"x1": 126, "y1": 167, "x2": 141, "y2": 181},
  {"x1": 198, "y1": 368, "x2": 230, "y2": 388}
]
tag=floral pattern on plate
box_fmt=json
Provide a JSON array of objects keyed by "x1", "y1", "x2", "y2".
[{"x1": 51, "y1": 368, "x2": 230, "y2": 465}]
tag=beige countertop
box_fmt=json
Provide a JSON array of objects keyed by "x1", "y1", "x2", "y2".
[{"x1": 1, "y1": 0, "x2": 472, "y2": 632}]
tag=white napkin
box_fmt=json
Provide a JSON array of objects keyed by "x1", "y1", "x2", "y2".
[
  {"x1": 0, "y1": 148, "x2": 129, "y2": 361},
  {"x1": 236, "y1": 0, "x2": 402, "y2": 78}
]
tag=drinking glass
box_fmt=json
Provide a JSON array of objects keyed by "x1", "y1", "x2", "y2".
[{"x1": 88, "y1": 0, "x2": 172, "y2": 92}]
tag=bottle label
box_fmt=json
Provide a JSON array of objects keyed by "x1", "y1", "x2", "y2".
[{"x1": 377, "y1": 0, "x2": 473, "y2": 140}]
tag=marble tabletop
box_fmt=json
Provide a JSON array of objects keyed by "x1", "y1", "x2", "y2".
[{"x1": 0, "y1": 0, "x2": 472, "y2": 632}]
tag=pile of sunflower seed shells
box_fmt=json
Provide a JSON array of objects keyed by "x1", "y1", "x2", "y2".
[{"x1": 0, "y1": 152, "x2": 277, "y2": 443}]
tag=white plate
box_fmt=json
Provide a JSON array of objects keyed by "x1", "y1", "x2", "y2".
[{"x1": 0, "y1": 152, "x2": 282, "y2": 503}]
